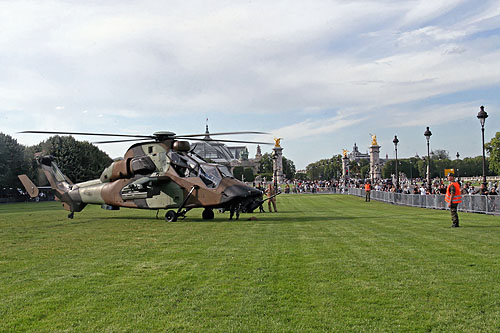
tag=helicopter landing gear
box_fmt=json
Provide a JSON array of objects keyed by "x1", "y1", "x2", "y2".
[
  {"x1": 165, "y1": 210, "x2": 178, "y2": 222},
  {"x1": 202, "y1": 208, "x2": 214, "y2": 220},
  {"x1": 164, "y1": 185, "x2": 198, "y2": 223}
]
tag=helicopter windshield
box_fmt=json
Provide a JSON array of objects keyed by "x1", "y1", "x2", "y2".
[
  {"x1": 199, "y1": 164, "x2": 221, "y2": 188},
  {"x1": 218, "y1": 165, "x2": 233, "y2": 178},
  {"x1": 168, "y1": 151, "x2": 222, "y2": 188},
  {"x1": 168, "y1": 151, "x2": 199, "y2": 177}
]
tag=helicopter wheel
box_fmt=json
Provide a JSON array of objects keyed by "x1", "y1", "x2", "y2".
[
  {"x1": 202, "y1": 208, "x2": 214, "y2": 220},
  {"x1": 165, "y1": 210, "x2": 178, "y2": 222}
]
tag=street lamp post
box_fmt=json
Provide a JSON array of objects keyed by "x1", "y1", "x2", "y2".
[
  {"x1": 477, "y1": 105, "x2": 488, "y2": 188},
  {"x1": 424, "y1": 127, "x2": 432, "y2": 192},
  {"x1": 409, "y1": 160, "x2": 412, "y2": 183},
  {"x1": 456, "y1": 152, "x2": 460, "y2": 180},
  {"x1": 393, "y1": 135, "x2": 399, "y2": 191}
]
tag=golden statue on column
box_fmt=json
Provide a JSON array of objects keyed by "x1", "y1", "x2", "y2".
[{"x1": 274, "y1": 138, "x2": 282, "y2": 148}]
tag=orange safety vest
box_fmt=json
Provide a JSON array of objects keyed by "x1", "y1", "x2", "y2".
[
  {"x1": 445, "y1": 182, "x2": 462, "y2": 204},
  {"x1": 365, "y1": 183, "x2": 371, "y2": 191}
]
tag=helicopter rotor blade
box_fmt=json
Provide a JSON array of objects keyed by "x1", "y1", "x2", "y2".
[
  {"x1": 92, "y1": 138, "x2": 154, "y2": 144},
  {"x1": 175, "y1": 131, "x2": 269, "y2": 138},
  {"x1": 19, "y1": 130, "x2": 153, "y2": 139},
  {"x1": 176, "y1": 137, "x2": 273, "y2": 145}
]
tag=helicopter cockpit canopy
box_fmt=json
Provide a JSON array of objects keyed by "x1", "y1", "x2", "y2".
[{"x1": 167, "y1": 151, "x2": 234, "y2": 188}]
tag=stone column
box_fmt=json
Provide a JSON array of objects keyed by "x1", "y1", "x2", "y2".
[
  {"x1": 370, "y1": 144, "x2": 381, "y2": 181},
  {"x1": 272, "y1": 146, "x2": 284, "y2": 184},
  {"x1": 342, "y1": 156, "x2": 349, "y2": 178}
]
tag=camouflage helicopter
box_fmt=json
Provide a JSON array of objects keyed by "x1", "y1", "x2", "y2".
[{"x1": 18, "y1": 130, "x2": 274, "y2": 222}]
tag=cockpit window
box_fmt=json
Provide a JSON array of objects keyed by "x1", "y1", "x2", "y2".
[
  {"x1": 199, "y1": 164, "x2": 222, "y2": 188},
  {"x1": 168, "y1": 151, "x2": 223, "y2": 188},
  {"x1": 168, "y1": 151, "x2": 188, "y2": 168},
  {"x1": 218, "y1": 165, "x2": 233, "y2": 178},
  {"x1": 187, "y1": 152, "x2": 206, "y2": 164},
  {"x1": 168, "y1": 151, "x2": 197, "y2": 177}
]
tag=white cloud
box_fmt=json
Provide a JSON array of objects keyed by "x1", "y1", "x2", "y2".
[
  {"x1": 273, "y1": 113, "x2": 369, "y2": 140},
  {"x1": 385, "y1": 101, "x2": 482, "y2": 127},
  {"x1": 400, "y1": 0, "x2": 467, "y2": 27},
  {"x1": 2, "y1": 0, "x2": 500, "y2": 167}
]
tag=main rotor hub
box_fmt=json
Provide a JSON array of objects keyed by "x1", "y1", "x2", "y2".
[{"x1": 153, "y1": 131, "x2": 176, "y2": 141}]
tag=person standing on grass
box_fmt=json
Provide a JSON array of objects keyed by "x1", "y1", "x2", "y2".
[
  {"x1": 365, "y1": 181, "x2": 372, "y2": 202},
  {"x1": 266, "y1": 183, "x2": 277, "y2": 212},
  {"x1": 445, "y1": 173, "x2": 462, "y2": 228}
]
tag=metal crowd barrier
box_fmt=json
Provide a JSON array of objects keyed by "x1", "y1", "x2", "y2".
[{"x1": 347, "y1": 188, "x2": 500, "y2": 215}]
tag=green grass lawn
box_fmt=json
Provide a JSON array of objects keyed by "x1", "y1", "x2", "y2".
[{"x1": 1, "y1": 195, "x2": 500, "y2": 332}]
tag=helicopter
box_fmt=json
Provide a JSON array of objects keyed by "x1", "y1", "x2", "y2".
[{"x1": 18, "y1": 130, "x2": 277, "y2": 222}]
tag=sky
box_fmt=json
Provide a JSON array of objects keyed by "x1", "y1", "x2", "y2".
[{"x1": 1, "y1": 0, "x2": 500, "y2": 170}]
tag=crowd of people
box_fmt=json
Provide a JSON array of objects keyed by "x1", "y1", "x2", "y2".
[
  {"x1": 0, "y1": 188, "x2": 53, "y2": 203},
  {"x1": 254, "y1": 176, "x2": 500, "y2": 197}
]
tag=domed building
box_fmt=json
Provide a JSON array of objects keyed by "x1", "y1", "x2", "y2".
[
  {"x1": 190, "y1": 125, "x2": 235, "y2": 164},
  {"x1": 349, "y1": 142, "x2": 369, "y2": 162},
  {"x1": 190, "y1": 125, "x2": 262, "y2": 175}
]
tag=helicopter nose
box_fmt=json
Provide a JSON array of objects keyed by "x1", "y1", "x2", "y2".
[{"x1": 223, "y1": 184, "x2": 262, "y2": 200}]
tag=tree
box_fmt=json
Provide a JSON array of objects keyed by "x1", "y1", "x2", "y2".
[
  {"x1": 431, "y1": 149, "x2": 449, "y2": 160},
  {"x1": 0, "y1": 133, "x2": 30, "y2": 187},
  {"x1": 486, "y1": 132, "x2": 500, "y2": 175},
  {"x1": 259, "y1": 153, "x2": 273, "y2": 174},
  {"x1": 294, "y1": 172, "x2": 307, "y2": 180},
  {"x1": 232, "y1": 166, "x2": 244, "y2": 181},
  {"x1": 28, "y1": 136, "x2": 113, "y2": 183},
  {"x1": 242, "y1": 168, "x2": 255, "y2": 182},
  {"x1": 305, "y1": 155, "x2": 342, "y2": 180},
  {"x1": 360, "y1": 164, "x2": 370, "y2": 178},
  {"x1": 349, "y1": 160, "x2": 361, "y2": 177},
  {"x1": 382, "y1": 160, "x2": 395, "y2": 179},
  {"x1": 258, "y1": 152, "x2": 296, "y2": 180},
  {"x1": 282, "y1": 156, "x2": 296, "y2": 180}
]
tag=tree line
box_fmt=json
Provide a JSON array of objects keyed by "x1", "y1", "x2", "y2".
[{"x1": 0, "y1": 133, "x2": 112, "y2": 188}]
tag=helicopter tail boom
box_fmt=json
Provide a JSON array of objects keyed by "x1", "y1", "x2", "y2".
[{"x1": 30, "y1": 155, "x2": 89, "y2": 215}]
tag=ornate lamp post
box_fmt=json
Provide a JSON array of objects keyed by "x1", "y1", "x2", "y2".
[
  {"x1": 393, "y1": 135, "x2": 399, "y2": 190},
  {"x1": 477, "y1": 106, "x2": 488, "y2": 188},
  {"x1": 424, "y1": 127, "x2": 432, "y2": 192}
]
